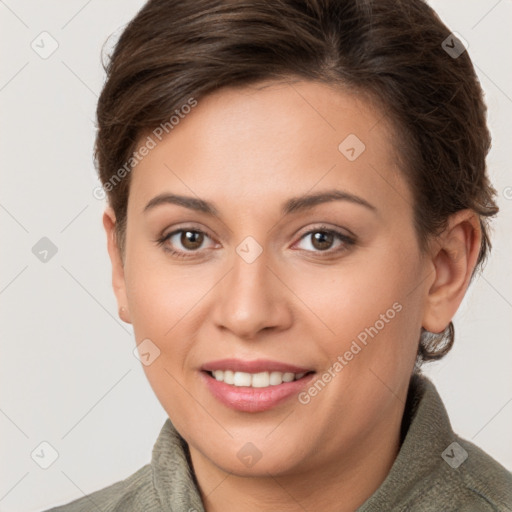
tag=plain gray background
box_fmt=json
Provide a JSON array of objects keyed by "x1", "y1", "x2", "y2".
[{"x1": 0, "y1": 1, "x2": 511, "y2": 510}]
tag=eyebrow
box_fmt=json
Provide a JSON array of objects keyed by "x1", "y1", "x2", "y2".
[{"x1": 143, "y1": 190, "x2": 377, "y2": 216}]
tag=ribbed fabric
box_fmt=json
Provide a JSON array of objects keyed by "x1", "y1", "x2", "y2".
[
  {"x1": 43, "y1": 374, "x2": 512, "y2": 511},
  {"x1": 358, "y1": 374, "x2": 512, "y2": 511}
]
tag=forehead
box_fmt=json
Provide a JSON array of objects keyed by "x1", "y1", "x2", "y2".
[{"x1": 128, "y1": 80, "x2": 410, "y2": 218}]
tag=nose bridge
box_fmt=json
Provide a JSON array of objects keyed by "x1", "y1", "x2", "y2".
[
  {"x1": 213, "y1": 237, "x2": 288, "y2": 338},
  {"x1": 232, "y1": 239, "x2": 269, "y2": 291}
]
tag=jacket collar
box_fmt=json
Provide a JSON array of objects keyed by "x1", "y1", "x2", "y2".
[
  {"x1": 150, "y1": 372, "x2": 452, "y2": 511},
  {"x1": 151, "y1": 416, "x2": 204, "y2": 511},
  {"x1": 357, "y1": 372, "x2": 454, "y2": 510}
]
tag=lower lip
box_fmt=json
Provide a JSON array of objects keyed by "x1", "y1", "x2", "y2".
[{"x1": 201, "y1": 371, "x2": 315, "y2": 412}]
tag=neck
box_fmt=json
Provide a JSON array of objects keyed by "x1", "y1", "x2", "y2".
[{"x1": 189, "y1": 406, "x2": 404, "y2": 512}]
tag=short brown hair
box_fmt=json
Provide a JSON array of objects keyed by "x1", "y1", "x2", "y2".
[{"x1": 95, "y1": 0, "x2": 499, "y2": 366}]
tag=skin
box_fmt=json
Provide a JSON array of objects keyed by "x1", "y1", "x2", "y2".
[{"x1": 103, "y1": 79, "x2": 481, "y2": 512}]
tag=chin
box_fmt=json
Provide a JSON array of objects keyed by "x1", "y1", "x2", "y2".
[{"x1": 193, "y1": 436, "x2": 310, "y2": 478}]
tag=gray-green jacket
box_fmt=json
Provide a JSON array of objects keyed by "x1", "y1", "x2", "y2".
[{"x1": 43, "y1": 373, "x2": 512, "y2": 511}]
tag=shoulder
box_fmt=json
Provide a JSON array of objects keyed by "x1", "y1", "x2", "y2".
[
  {"x1": 406, "y1": 376, "x2": 512, "y2": 511},
  {"x1": 438, "y1": 435, "x2": 512, "y2": 511},
  {"x1": 360, "y1": 374, "x2": 512, "y2": 512},
  {"x1": 401, "y1": 414, "x2": 512, "y2": 511},
  {"x1": 40, "y1": 464, "x2": 160, "y2": 512}
]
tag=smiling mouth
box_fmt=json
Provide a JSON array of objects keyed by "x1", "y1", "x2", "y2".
[{"x1": 204, "y1": 370, "x2": 315, "y2": 388}]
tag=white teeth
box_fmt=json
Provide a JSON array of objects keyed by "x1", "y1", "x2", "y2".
[
  {"x1": 251, "y1": 372, "x2": 269, "y2": 388},
  {"x1": 233, "y1": 371, "x2": 252, "y2": 387},
  {"x1": 210, "y1": 370, "x2": 308, "y2": 388},
  {"x1": 223, "y1": 370, "x2": 234, "y2": 385},
  {"x1": 269, "y1": 371, "x2": 283, "y2": 385}
]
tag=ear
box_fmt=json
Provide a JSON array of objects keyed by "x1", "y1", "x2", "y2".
[
  {"x1": 422, "y1": 209, "x2": 482, "y2": 334},
  {"x1": 103, "y1": 207, "x2": 132, "y2": 324}
]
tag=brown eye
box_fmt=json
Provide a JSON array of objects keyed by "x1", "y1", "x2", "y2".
[
  {"x1": 310, "y1": 231, "x2": 335, "y2": 251},
  {"x1": 156, "y1": 227, "x2": 216, "y2": 259},
  {"x1": 180, "y1": 230, "x2": 204, "y2": 250},
  {"x1": 294, "y1": 227, "x2": 355, "y2": 256}
]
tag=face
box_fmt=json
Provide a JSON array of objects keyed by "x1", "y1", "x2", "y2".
[{"x1": 107, "y1": 80, "x2": 432, "y2": 478}]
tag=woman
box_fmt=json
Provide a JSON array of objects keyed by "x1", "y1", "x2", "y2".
[{"x1": 45, "y1": 0, "x2": 512, "y2": 510}]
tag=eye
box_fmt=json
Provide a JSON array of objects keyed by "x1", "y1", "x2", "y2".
[
  {"x1": 294, "y1": 226, "x2": 355, "y2": 255},
  {"x1": 155, "y1": 224, "x2": 355, "y2": 259},
  {"x1": 155, "y1": 227, "x2": 216, "y2": 258}
]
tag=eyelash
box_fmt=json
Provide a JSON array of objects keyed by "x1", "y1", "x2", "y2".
[{"x1": 154, "y1": 225, "x2": 356, "y2": 260}]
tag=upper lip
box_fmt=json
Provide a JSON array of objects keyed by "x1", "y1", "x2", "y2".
[{"x1": 201, "y1": 358, "x2": 314, "y2": 374}]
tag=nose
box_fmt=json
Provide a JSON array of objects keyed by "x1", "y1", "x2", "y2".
[{"x1": 212, "y1": 248, "x2": 293, "y2": 340}]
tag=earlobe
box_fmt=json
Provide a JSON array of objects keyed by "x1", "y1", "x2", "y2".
[
  {"x1": 102, "y1": 207, "x2": 132, "y2": 324},
  {"x1": 118, "y1": 306, "x2": 131, "y2": 324},
  {"x1": 422, "y1": 210, "x2": 481, "y2": 334}
]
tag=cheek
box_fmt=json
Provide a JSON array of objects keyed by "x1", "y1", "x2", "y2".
[
  {"x1": 122, "y1": 250, "x2": 189, "y2": 384},
  {"x1": 286, "y1": 238, "x2": 422, "y2": 383},
  {"x1": 123, "y1": 256, "x2": 205, "y2": 425},
  {"x1": 123, "y1": 246, "x2": 224, "y2": 380},
  {"x1": 290, "y1": 244, "x2": 417, "y2": 335},
  {"x1": 123, "y1": 234, "x2": 206, "y2": 336}
]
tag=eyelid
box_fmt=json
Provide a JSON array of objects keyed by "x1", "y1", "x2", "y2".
[
  {"x1": 294, "y1": 223, "x2": 355, "y2": 243},
  {"x1": 160, "y1": 222, "x2": 216, "y2": 241}
]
